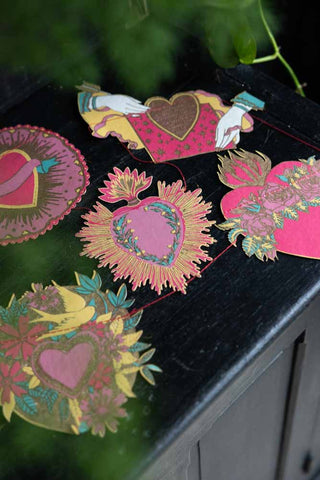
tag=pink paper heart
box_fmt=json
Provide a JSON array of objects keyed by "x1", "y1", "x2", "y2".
[
  {"x1": 112, "y1": 197, "x2": 185, "y2": 266},
  {"x1": 221, "y1": 161, "x2": 320, "y2": 259},
  {"x1": 32, "y1": 333, "x2": 99, "y2": 397},
  {"x1": 0, "y1": 150, "x2": 37, "y2": 207}
]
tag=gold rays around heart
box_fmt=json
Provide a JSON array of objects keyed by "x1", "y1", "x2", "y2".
[{"x1": 77, "y1": 179, "x2": 216, "y2": 294}]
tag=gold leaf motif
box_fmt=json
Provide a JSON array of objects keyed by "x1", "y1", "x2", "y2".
[
  {"x1": 68, "y1": 398, "x2": 82, "y2": 426},
  {"x1": 218, "y1": 150, "x2": 272, "y2": 189},
  {"x1": 115, "y1": 373, "x2": 136, "y2": 398},
  {"x1": 29, "y1": 376, "x2": 41, "y2": 389},
  {"x1": 2, "y1": 392, "x2": 15, "y2": 422},
  {"x1": 122, "y1": 330, "x2": 143, "y2": 347}
]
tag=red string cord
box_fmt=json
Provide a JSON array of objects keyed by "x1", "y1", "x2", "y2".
[
  {"x1": 72, "y1": 102, "x2": 320, "y2": 320},
  {"x1": 121, "y1": 142, "x2": 188, "y2": 190},
  {"x1": 129, "y1": 242, "x2": 234, "y2": 316},
  {"x1": 251, "y1": 114, "x2": 320, "y2": 152}
]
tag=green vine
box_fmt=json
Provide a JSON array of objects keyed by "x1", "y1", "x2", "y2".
[{"x1": 253, "y1": 0, "x2": 305, "y2": 97}]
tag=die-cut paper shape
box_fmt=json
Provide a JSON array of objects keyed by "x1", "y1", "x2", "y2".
[
  {"x1": 0, "y1": 272, "x2": 161, "y2": 436},
  {"x1": 77, "y1": 167, "x2": 216, "y2": 294},
  {"x1": 216, "y1": 150, "x2": 320, "y2": 260},
  {"x1": 0, "y1": 125, "x2": 89, "y2": 245},
  {"x1": 77, "y1": 83, "x2": 264, "y2": 163}
]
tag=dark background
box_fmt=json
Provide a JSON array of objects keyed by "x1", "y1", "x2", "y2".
[
  {"x1": 259, "y1": 1, "x2": 319, "y2": 104},
  {"x1": 0, "y1": 1, "x2": 318, "y2": 112}
]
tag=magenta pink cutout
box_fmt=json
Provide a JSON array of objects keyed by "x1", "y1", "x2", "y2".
[
  {"x1": 221, "y1": 161, "x2": 320, "y2": 259},
  {"x1": 0, "y1": 151, "x2": 38, "y2": 206},
  {"x1": 127, "y1": 104, "x2": 234, "y2": 163}
]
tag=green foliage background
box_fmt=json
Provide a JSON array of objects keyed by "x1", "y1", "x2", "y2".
[{"x1": 1, "y1": 0, "x2": 280, "y2": 95}]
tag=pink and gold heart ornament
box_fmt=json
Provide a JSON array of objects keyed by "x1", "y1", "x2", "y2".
[
  {"x1": 77, "y1": 167, "x2": 216, "y2": 294},
  {"x1": 216, "y1": 150, "x2": 320, "y2": 260},
  {"x1": 0, "y1": 271, "x2": 161, "y2": 436},
  {"x1": 0, "y1": 125, "x2": 89, "y2": 245}
]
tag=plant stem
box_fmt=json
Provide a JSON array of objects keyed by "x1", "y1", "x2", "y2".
[{"x1": 253, "y1": 0, "x2": 305, "y2": 97}]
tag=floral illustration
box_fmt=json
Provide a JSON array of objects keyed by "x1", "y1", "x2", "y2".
[
  {"x1": 217, "y1": 151, "x2": 320, "y2": 260},
  {"x1": 22, "y1": 284, "x2": 62, "y2": 310},
  {"x1": 0, "y1": 361, "x2": 27, "y2": 407},
  {"x1": 0, "y1": 272, "x2": 161, "y2": 436},
  {"x1": 0, "y1": 315, "x2": 45, "y2": 360}
]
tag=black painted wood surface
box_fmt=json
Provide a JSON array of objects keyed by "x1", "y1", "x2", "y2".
[{"x1": 1, "y1": 64, "x2": 320, "y2": 480}]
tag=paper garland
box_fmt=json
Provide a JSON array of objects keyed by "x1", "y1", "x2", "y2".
[
  {"x1": 0, "y1": 125, "x2": 89, "y2": 245},
  {"x1": 0, "y1": 272, "x2": 160, "y2": 436},
  {"x1": 77, "y1": 167, "x2": 216, "y2": 294},
  {"x1": 77, "y1": 84, "x2": 265, "y2": 163},
  {"x1": 217, "y1": 150, "x2": 320, "y2": 260}
]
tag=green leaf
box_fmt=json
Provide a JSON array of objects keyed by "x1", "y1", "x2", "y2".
[
  {"x1": 216, "y1": 218, "x2": 241, "y2": 231},
  {"x1": 254, "y1": 248, "x2": 265, "y2": 261},
  {"x1": 140, "y1": 366, "x2": 156, "y2": 386},
  {"x1": 117, "y1": 284, "x2": 127, "y2": 304},
  {"x1": 124, "y1": 311, "x2": 143, "y2": 331},
  {"x1": 272, "y1": 212, "x2": 284, "y2": 229},
  {"x1": 282, "y1": 207, "x2": 299, "y2": 220},
  {"x1": 107, "y1": 290, "x2": 118, "y2": 307},
  {"x1": 242, "y1": 235, "x2": 260, "y2": 257},
  {"x1": 146, "y1": 364, "x2": 163, "y2": 373},
  {"x1": 228, "y1": 228, "x2": 245, "y2": 244},
  {"x1": 231, "y1": 14, "x2": 256, "y2": 64},
  {"x1": 295, "y1": 201, "x2": 309, "y2": 212},
  {"x1": 307, "y1": 197, "x2": 320, "y2": 206},
  {"x1": 136, "y1": 348, "x2": 156, "y2": 366},
  {"x1": 201, "y1": 0, "x2": 256, "y2": 7},
  {"x1": 129, "y1": 341, "x2": 151, "y2": 353},
  {"x1": 121, "y1": 299, "x2": 135, "y2": 309},
  {"x1": 75, "y1": 272, "x2": 102, "y2": 295},
  {"x1": 15, "y1": 395, "x2": 37, "y2": 416},
  {"x1": 205, "y1": 10, "x2": 239, "y2": 68},
  {"x1": 59, "y1": 398, "x2": 70, "y2": 422},
  {"x1": 29, "y1": 386, "x2": 58, "y2": 413}
]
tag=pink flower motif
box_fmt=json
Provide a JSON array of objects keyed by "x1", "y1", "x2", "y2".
[
  {"x1": 295, "y1": 175, "x2": 320, "y2": 201},
  {"x1": 0, "y1": 316, "x2": 45, "y2": 360},
  {"x1": 240, "y1": 211, "x2": 276, "y2": 237},
  {"x1": 103, "y1": 331, "x2": 128, "y2": 363},
  {"x1": 22, "y1": 284, "x2": 61, "y2": 310},
  {"x1": 88, "y1": 360, "x2": 112, "y2": 390},
  {"x1": 80, "y1": 388, "x2": 127, "y2": 437},
  {"x1": 259, "y1": 183, "x2": 301, "y2": 212},
  {"x1": 81, "y1": 321, "x2": 106, "y2": 338},
  {"x1": 0, "y1": 361, "x2": 27, "y2": 404}
]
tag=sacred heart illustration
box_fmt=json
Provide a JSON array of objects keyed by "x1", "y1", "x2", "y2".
[
  {"x1": 32, "y1": 333, "x2": 100, "y2": 398},
  {"x1": 77, "y1": 84, "x2": 263, "y2": 163},
  {"x1": 145, "y1": 93, "x2": 200, "y2": 141},
  {"x1": 0, "y1": 272, "x2": 161, "y2": 436},
  {"x1": 0, "y1": 149, "x2": 39, "y2": 208},
  {"x1": 217, "y1": 150, "x2": 320, "y2": 260},
  {"x1": 0, "y1": 125, "x2": 89, "y2": 245},
  {"x1": 77, "y1": 167, "x2": 216, "y2": 294}
]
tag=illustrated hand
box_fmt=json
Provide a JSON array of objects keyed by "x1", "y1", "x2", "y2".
[
  {"x1": 93, "y1": 94, "x2": 149, "y2": 116},
  {"x1": 215, "y1": 106, "x2": 247, "y2": 150}
]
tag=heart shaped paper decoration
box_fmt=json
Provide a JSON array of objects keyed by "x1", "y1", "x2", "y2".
[
  {"x1": 216, "y1": 150, "x2": 320, "y2": 260},
  {"x1": 0, "y1": 125, "x2": 89, "y2": 246},
  {"x1": 0, "y1": 272, "x2": 161, "y2": 436},
  {"x1": 77, "y1": 85, "x2": 258, "y2": 163},
  {"x1": 77, "y1": 167, "x2": 216, "y2": 294}
]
